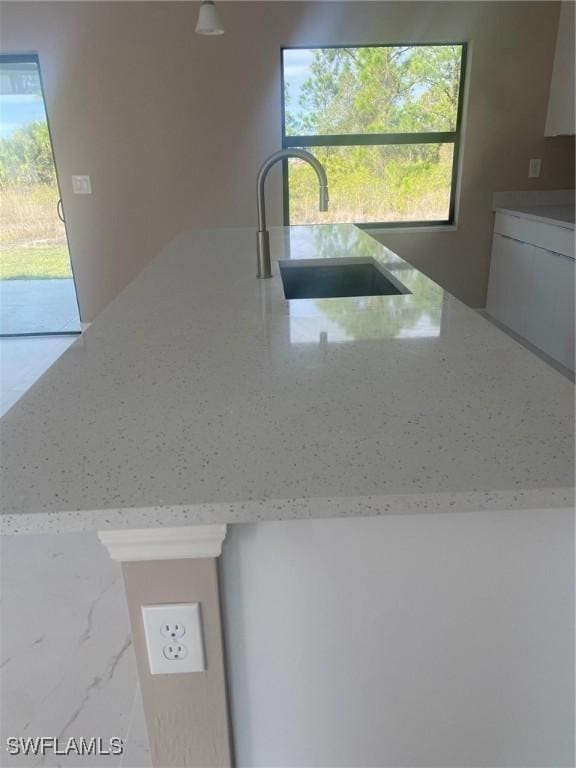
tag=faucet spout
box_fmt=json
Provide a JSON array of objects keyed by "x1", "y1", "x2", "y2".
[{"x1": 256, "y1": 149, "x2": 329, "y2": 279}]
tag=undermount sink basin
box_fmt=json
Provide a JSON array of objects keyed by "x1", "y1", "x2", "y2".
[{"x1": 279, "y1": 259, "x2": 410, "y2": 300}]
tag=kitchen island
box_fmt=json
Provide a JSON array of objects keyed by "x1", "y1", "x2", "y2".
[
  {"x1": 1, "y1": 225, "x2": 573, "y2": 534},
  {"x1": 1, "y1": 224, "x2": 574, "y2": 767}
]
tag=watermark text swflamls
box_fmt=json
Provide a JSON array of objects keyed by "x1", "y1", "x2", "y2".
[{"x1": 6, "y1": 737, "x2": 124, "y2": 757}]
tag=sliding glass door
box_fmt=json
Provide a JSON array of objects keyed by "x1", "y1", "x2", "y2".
[{"x1": 0, "y1": 54, "x2": 80, "y2": 335}]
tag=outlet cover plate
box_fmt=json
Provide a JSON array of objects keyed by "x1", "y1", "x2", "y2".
[
  {"x1": 141, "y1": 603, "x2": 205, "y2": 675},
  {"x1": 72, "y1": 175, "x2": 92, "y2": 194},
  {"x1": 528, "y1": 158, "x2": 542, "y2": 178}
]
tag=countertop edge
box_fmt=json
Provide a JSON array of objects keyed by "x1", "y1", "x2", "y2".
[
  {"x1": 1, "y1": 488, "x2": 573, "y2": 536},
  {"x1": 494, "y1": 205, "x2": 576, "y2": 230}
]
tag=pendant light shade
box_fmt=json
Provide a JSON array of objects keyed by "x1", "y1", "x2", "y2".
[{"x1": 195, "y1": 1, "x2": 224, "y2": 35}]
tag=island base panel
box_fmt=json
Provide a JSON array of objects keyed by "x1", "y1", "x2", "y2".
[{"x1": 122, "y1": 557, "x2": 232, "y2": 768}]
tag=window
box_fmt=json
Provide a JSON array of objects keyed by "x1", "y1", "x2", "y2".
[{"x1": 281, "y1": 44, "x2": 467, "y2": 228}]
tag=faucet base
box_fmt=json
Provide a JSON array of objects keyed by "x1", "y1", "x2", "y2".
[{"x1": 256, "y1": 230, "x2": 272, "y2": 279}]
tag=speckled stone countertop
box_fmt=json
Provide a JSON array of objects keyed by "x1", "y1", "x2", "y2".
[{"x1": 1, "y1": 225, "x2": 573, "y2": 534}]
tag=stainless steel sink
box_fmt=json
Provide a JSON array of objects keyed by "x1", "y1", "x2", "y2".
[{"x1": 279, "y1": 259, "x2": 410, "y2": 300}]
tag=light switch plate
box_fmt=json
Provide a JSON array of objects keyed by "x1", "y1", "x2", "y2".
[
  {"x1": 72, "y1": 175, "x2": 92, "y2": 194},
  {"x1": 141, "y1": 603, "x2": 205, "y2": 675},
  {"x1": 528, "y1": 158, "x2": 542, "y2": 178}
]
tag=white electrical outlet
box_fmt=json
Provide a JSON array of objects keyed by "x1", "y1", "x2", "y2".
[
  {"x1": 160, "y1": 621, "x2": 185, "y2": 639},
  {"x1": 72, "y1": 175, "x2": 92, "y2": 194},
  {"x1": 163, "y1": 642, "x2": 188, "y2": 661},
  {"x1": 528, "y1": 158, "x2": 542, "y2": 178},
  {"x1": 141, "y1": 603, "x2": 205, "y2": 675}
]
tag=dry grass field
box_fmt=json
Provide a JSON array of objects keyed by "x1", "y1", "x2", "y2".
[{"x1": 0, "y1": 185, "x2": 72, "y2": 279}]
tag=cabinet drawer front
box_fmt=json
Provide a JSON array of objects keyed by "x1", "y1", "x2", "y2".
[
  {"x1": 486, "y1": 234, "x2": 533, "y2": 334},
  {"x1": 494, "y1": 212, "x2": 575, "y2": 259},
  {"x1": 524, "y1": 247, "x2": 574, "y2": 368}
]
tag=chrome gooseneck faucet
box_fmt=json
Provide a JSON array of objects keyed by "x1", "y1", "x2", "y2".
[{"x1": 256, "y1": 149, "x2": 329, "y2": 279}]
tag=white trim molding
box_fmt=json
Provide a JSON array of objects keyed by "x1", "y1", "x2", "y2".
[{"x1": 98, "y1": 524, "x2": 227, "y2": 562}]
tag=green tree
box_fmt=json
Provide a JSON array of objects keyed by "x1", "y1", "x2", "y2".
[
  {"x1": 285, "y1": 45, "x2": 462, "y2": 223},
  {"x1": 0, "y1": 121, "x2": 56, "y2": 188}
]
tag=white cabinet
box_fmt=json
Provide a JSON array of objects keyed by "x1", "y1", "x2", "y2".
[
  {"x1": 525, "y1": 245, "x2": 575, "y2": 370},
  {"x1": 486, "y1": 234, "x2": 532, "y2": 331},
  {"x1": 553, "y1": 253, "x2": 576, "y2": 370},
  {"x1": 486, "y1": 231, "x2": 575, "y2": 372},
  {"x1": 545, "y1": 2, "x2": 575, "y2": 136}
]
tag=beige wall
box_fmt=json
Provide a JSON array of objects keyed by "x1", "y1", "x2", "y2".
[{"x1": 1, "y1": 1, "x2": 573, "y2": 320}]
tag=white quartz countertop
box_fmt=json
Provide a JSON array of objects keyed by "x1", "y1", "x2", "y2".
[
  {"x1": 1, "y1": 225, "x2": 573, "y2": 534},
  {"x1": 495, "y1": 204, "x2": 575, "y2": 229}
]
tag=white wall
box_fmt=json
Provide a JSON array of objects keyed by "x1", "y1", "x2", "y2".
[
  {"x1": 220, "y1": 509, "x2": 574, "y2": 767},
  {"x1": 1, "y1": 2, "x2": 573, "y2": 320}
]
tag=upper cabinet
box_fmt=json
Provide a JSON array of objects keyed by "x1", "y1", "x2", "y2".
[{"x1": 545, "y1": 2, "x2": 575, "y2": 136}]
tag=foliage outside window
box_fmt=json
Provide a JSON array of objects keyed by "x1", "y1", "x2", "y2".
[
  {"x1": 282, "y1": 44, "x2": 467, "y2": 227},
  {"x1": 0, "y1": 55, "x2": 71, "y2": 281}
]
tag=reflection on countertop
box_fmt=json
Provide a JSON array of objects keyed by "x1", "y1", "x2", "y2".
[{"x1": 270, "y1": 225, "x2": 445, "y2": 343}]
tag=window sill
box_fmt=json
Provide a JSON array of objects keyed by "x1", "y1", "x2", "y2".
[{"x1": 362, "y1": 224, "x2": 459, "y2": 236}]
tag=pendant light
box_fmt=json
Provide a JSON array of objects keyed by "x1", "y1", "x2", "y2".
[{"x1": 195, "y1": 1, "x2": 225, "y2": 35}]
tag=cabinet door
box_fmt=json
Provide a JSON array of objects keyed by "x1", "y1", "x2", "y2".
[
  {"x1": 487, "y1": 234, "x2": 575, "y2": 371},
  {"x1": 486, "y1": 234, "x2": 533, "y2": 335},
  {"x1": 523, "y1": 246, "x2": 575, "y2": 371},
  {"x1": 524, "y1": 246, "x2": 560, "y2": 355},
  {"x1": 548, "y1": 253, "x2": 576, "y2": 371},
  {"x1": 551, "y1": 253, "x2": 575, "y2": 370}
]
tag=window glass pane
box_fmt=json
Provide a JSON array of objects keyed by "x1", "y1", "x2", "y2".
[
  {"x1": 0, "y1": 57, "x2": 80, "y2": 334},
  {"x1": 288, "y1": 144, "x2": 454, "y2": 224},
  {"x1": 0, "y1": 61, "x2": 43, "y2": 99},
  {"x1": 284, "y1": 45, "x2": 463, "y2": 136}
]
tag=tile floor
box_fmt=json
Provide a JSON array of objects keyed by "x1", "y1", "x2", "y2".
[
  {"x1": 0, "y1": 532, "x2": 150, "y2": 767},
  {"x1": 0, "y1": 334, "x2": 151, "y2": 767},
  {"x1": 0, "y1": 278, "x2": 81, "y2": 336}
]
